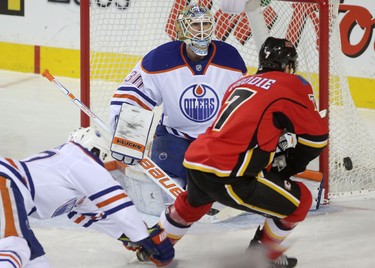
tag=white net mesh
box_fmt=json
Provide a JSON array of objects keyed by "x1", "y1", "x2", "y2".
[{"x1": 87, "y1": 0, "x2": 375, "y2": 198}]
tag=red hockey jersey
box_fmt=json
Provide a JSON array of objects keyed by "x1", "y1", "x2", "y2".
[{"x1": 183, "y1": 71, "x2": 328, "y2": 178}]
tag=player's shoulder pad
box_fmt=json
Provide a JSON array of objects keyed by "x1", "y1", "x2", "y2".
[
  {"x1": 211, "y1": 40, "x2": 247, "y2": 74},
  {"x1": 141, "y1": 41, "x2": 185, "y2": 73}
]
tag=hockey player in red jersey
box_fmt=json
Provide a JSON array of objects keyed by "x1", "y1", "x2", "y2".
[
  {"x1": 0, "y1": 127, "x2": 174, "y2": 268},
  {"x1": 155, "y1": 37, "x2": 329, "y2": 267}
]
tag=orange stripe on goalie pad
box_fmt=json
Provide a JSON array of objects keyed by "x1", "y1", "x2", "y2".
[
  {"x1": 112, "y1": 137, "x2": 145, "y2": 153},
  {"x1": 295, "y1": 170, "x2": 323, "y2": 182}
]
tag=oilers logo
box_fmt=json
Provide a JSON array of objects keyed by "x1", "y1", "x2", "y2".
[{"x1": 179, "y1": 84, "x2": 219, "y2": 122}]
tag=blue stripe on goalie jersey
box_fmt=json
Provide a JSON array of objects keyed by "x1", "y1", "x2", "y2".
[
  {"x1": 111, "y1": 86, "x2": 157, "y2": 107},
  {"x1": 88, "y1": 185, "x2": 124, "y2": 201},
  {"x1": 125, "y1": 74, "x2": 143, "y2": 88}
]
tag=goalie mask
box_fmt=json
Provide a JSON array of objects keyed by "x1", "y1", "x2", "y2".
[
  {"x1": 176, "y1": 4, "x2": 215, "y2": 56},
  {"x1": 68, "y1": 127, "x2": 113, "y2": 162},
  {"x1": 258, "y1": 37, "x2": 298, "y2": 74}
]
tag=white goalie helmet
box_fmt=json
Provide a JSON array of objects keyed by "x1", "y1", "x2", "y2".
[
  {"x1": 176, "y1": 4, "x2": 215, "y2": 56},
  {"x1": 68, "y1": 126, "x2": 113, "y2": 163}
]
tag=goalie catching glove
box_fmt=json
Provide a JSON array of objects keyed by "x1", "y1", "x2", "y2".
[
  {"x1": 111, "y1": 103, "x2": 154, "y2": 165},
  {"x1": 119, "y1": 224, "x2": 174, "y2": 267}
]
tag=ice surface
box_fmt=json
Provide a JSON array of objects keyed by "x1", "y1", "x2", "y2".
[{"x1": 1, "y1": 70, "x2": 375, "y2": 267}]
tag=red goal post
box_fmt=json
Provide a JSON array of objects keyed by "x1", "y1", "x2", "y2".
[{"x1": 80, "y1": 0, "x2": 375, "y2": 200}]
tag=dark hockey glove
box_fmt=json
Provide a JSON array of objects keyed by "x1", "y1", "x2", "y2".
[
  {"x1": 119, "y1": 224, "x2": 174, "y2": 267},
  {"x1": 272, "y1": 133, "x2": 296, "y2": 173}
]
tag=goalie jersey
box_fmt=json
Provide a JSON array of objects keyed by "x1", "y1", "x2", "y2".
[
  {"x1": 0, "y1": 142, "x2": 149, "y2": 243},
  {"x1": 110, "y1": 40, "x2": 247, "y2": 139}
]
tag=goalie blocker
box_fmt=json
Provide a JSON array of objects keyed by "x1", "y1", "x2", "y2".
[{"x1": 111, "y1": 103, "x2": 154, "y2": 164}]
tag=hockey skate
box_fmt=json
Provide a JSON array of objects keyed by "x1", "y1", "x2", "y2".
[{"x1": 248, "y1": 227, "x2": 297, "y2": 268}]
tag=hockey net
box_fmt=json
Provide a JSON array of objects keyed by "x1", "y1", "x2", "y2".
[{"x1": 82, "y1": 0, "x2": 375, "y2": 200}]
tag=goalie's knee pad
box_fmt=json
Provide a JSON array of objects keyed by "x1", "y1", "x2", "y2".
[{"x1": 151, "y1": 126, "x2": 192, "y2": 182}]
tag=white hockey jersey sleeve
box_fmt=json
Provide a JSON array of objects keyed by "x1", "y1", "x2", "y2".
[
  {"x1": 110, "y1": 61, "x2": 159, "y2": 132},
  {"x1": 61, "y1": 143, "x2": 149, "y2": 242}
]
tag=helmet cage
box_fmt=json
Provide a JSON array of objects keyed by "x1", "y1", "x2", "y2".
[{"x1": 176, "y1": 5, "x2": 215, "y2": 56}]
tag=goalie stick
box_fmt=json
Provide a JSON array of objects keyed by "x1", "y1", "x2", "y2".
[
  {"x1": 42, "y1": 69, "x2": 239, "y2": 223},
  {"x1": 42, "y1": 69, "x2": 183, "y2": 200}
]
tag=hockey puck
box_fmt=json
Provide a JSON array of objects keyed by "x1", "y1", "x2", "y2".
[{"x1": 343, "y1": 157, "x2": 353, "y2": 170}]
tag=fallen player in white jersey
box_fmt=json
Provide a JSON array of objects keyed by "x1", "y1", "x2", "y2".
[{"x1": 0, "y1": 127, "x2": 174, "y2": 268}]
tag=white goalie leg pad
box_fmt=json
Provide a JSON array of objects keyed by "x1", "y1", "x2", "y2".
[
  {"x1": 111, "y1": 103, "x2": 154, "y2": 160},
  {"x1": 110, "y1": 166, "x2": 166, "y2": 216},
  {"x1": 219, "y1": 0, "x2": 247, "y2": 14},
  {"x1": 291, "y1": 170, "x2": 325, "y2": 210}
]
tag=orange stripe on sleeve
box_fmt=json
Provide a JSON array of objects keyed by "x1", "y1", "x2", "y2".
[
  {"x1": 96, "y1": 193, "x2": 127, "y2": 208},
  {"x1": 4, "y1": 158, "x2": 27, "y2": 185},
  {"x1": 4, "y1": 158, "x2": 18, "y2": 170},
  {"x1": 0, "y1": 177, "x2": 19, "y2": 237},
  {"x1": 74, "y1": 215, "x2": 86, "y2": 224},
  {"x1": 0, "y1": 253, "x2": 22, "y2": 268}
]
